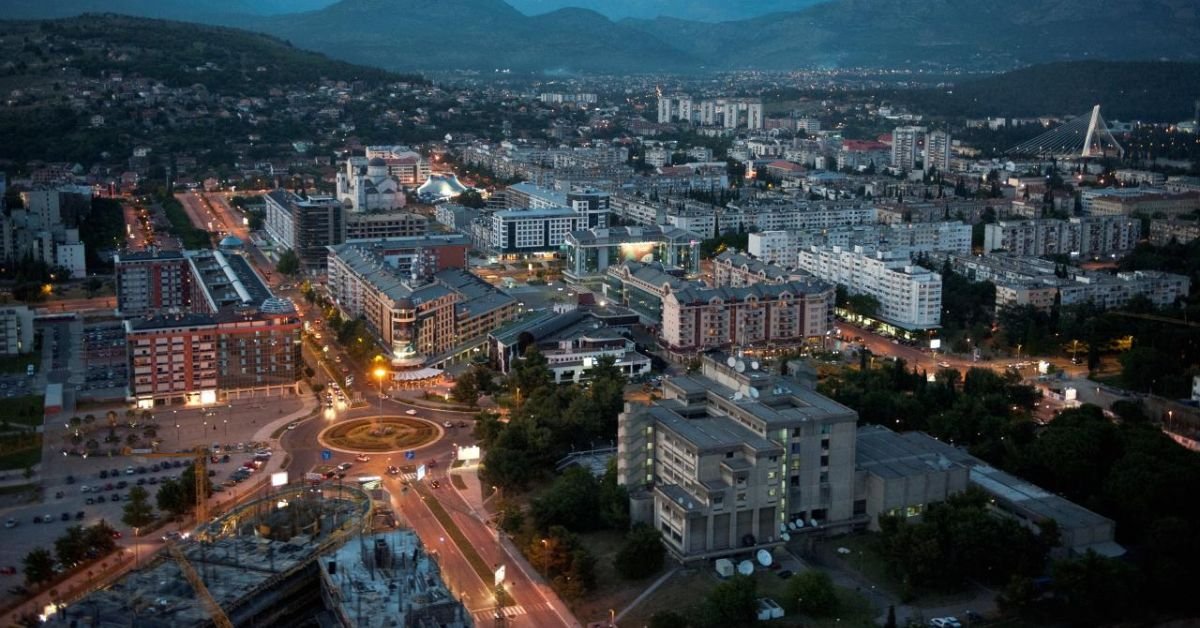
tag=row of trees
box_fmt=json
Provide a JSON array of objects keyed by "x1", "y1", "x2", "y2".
[
  {"x1": 819, "y1": 360, "x2": 1040, "y2": 462},
  {"x1": 649, "y1": 571, "x2": 841, "y2": 628},
  {"x1": 22, "y1": 521, "x2": 118, "y2": 586}
]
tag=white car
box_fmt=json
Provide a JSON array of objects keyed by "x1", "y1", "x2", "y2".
[
  {"x1": 405, "y1": 409, "x2": 418, "y2": 416},
  {"x1": 930, "y1": 618, "x2": 962, "y2": 628},
  {"x1": 287, "y1": 422, "x2": 299, "y2": 430},
  {"x1": 355, "y1": 454, "x2": 370, "y2": 462},
  {"x1": 443, "y1": 421, "x2": 453, "y2": 428}
]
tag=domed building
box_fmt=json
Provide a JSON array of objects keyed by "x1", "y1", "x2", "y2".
[
  {"x1": 416, "y1": 173, "x2": 469, "y2": 203},
  {"x1": 218, "y1": 234, "x2": 244, "y2": 250},
  {"x1": 336, "y1": 156, "x2": 406, "y2": 211}
]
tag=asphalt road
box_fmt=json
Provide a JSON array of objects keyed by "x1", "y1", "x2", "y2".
[{"x1": 281, "y1": 396, "x2": 572, "y2": 627}]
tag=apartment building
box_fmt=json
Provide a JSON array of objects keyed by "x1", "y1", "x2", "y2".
[
  {"x1": 713, "y1": 250, "x2": 810, "y2": 286},
  {"x1": 747, "y1": 231, "x2": 795, "y2": 267},
  {"x1": 0, "y1": 306, "x2": 35, "y2": 356},
  {"x1": 890, "y1": 126, "x2": 926, "y2": 172},
  {"x1": 124, "y1": 250, "x2": 301, "y2": 406},
  {"x1": 329, "y1": 235, "x2": 468, "y2": 282},
  {"x1": 563, "y1": 225, "x2": 700, "y2": 284},
  {"x1": 114, "y1": 250, "x2": 193, "y2": 317},
  {"x1": 364, "y1": 146, "x2": 430, "y2": 185},
  {"x1": 749, "y1": 222, "x2": 970, "y2": 267},
  {"x1": 344, "y1": 211, "x2": 428, "y2": 241},
  {"x1": 660, "y1": 280, "x2": 834, "y2": 354},
  {"x1": 950, "y1": 254, "x2": 1191, "y2": 313},
  {"x1": 1083, "y1": 187, "x2": 1200, "y2": 217},
  {"x1": 1149, "y1": 218, "x2": 1200, "y2": 245},
  {"x1": 924, "y1": 130, "x2": 952, "y2": 174},
  {"x1": 797, "y1": 245, "x2": 942, "y2": 330},
  {"x1": 983, "y1": 217, "x2": 1140, "y2": 258},
  {"x1": 326, "y1": 243, "x2": 516, "y2": 362}
]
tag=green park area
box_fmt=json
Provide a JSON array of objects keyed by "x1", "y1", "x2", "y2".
[{"x1": 321, "y1": 416, "x2": 438, "y2": 452}]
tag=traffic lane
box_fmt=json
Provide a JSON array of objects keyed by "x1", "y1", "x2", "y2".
[{"x1": 389, "y1": 480, "x2": 491, "y2": 604}]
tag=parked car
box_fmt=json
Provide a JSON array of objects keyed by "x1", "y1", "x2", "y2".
[
  {"x1": 930, "y1": 618, "x2": 962, "y2": 628},
  {"x1": 3, "y1": 519, "x2": 16, "y2": 528},
  {"x1": 355, "y1": 454, "x2": 370, "y2": 462},
  {"x1": 74, "y1": 512, "x2": 84, "y2": 521},
  {"x1": 0, "y1": 567, "x2": 15, "y2": 575}
]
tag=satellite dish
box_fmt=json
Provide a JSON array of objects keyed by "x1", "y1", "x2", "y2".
[
  {"x1": 756, "y1": 549, "x2": 773, "y2": 567},
  {"x1": 781, "y1": 532, "x2": 791, "y2": 541},
  {"x1": 749, "y1": 387, "x2": 760, "y2": 399},
  {"x1": 751, "y1": 360, "x2": 760, "y2": 371},
  {"x1": 787, "y1": 522, "x2": 797, "y2": 531},
  {"x1": 795, "y1": 519, "x2": 805, "y2": 528},
  {"x1": 779, "y1": 523, "x2": 788, "y2": 533},
  {"x1": 809, "y1": 518, "x2": 818, "y2": 528},
  {"x1": 726, "y1": 356, "x2": 737, "y2": 367},
  {"x1": 735, "y1": 360, "x2": 746, "y2": 373},
  {"x1": 733, "y1": 391, "x2": 744, "y2": 401},
  {"x1": 737, "y1": 560, "x2": 754, "y2": 576}
]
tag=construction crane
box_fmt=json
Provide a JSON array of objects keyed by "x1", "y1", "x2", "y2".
[
  {"x1": 164, "y1": 538, "x2": 234, "y2": 628},
  {"x1": 138, "y1": 446, "x2": 211, "y2": 525}
]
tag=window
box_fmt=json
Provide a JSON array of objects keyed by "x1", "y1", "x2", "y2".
[
  {"x1": 820, "y1": 455, "x2": 829, "y2": 467},
  {"x1": 790, "y1": 475, "x2": 799, "y2": 487},
  {"x1": 819, "y1": 471, "x2": 829, "y2": 483}
]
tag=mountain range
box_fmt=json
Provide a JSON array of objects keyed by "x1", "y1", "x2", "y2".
[{"x1": 4, "y1": 0, "x2": 1200, "y2": 73}]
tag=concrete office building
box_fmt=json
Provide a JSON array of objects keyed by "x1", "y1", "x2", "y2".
[
  {"x1": 660, "y1": 280, "x2": 834, "y2": 354},
  {"x1": 488, "y1": 206, "x2": 587, "y2": 255},
  {"x1": 264, "y1": 190, "x2": 344, "y2": 273},
  {"x1": 797, "y1": 245, "x2": 942, "y2": 331}
]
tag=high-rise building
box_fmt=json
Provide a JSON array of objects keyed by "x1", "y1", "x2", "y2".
[
  {"x1": 924, "y1": 130, "x2": 951, "y2": 174},
  {"x1": 114, "y1": 250, "x2": 193, "y2": 317},
  {"x1": 0, "y1": 306, "x2": 35, "y2": 356},
  {"x1": 890, "y1": 126, "x2": 925, "y2": 172},
  {"x1": 796, "y1": 245, "x2": 942, "y2": 330}
]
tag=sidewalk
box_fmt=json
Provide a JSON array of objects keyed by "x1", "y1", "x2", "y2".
[
  {"x1": 452, "y1": 462, "x2": 581, "y2": 628},
  {"x1": 0, "y1": 391, "x2": 319, "y2": 626}
]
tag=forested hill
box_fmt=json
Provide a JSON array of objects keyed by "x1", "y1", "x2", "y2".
[
  {"x1": 893, "y1": 61, "x2": 1200, "y2": 122},
  {"x1": 0, "y1": 14, "x2": 426, "y2": 96}
]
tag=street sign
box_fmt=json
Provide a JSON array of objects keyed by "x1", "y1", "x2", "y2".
[
  {"x1": 321, "y1": 449, "x2": 332, "y2": 461},
  {"x1": 405, "y1": 450, "x2": 415, "y2": 460}
]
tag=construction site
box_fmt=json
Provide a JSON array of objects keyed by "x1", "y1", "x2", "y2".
[{"x1": 45, "y1": 481, "x2": 471, "y2": 627}]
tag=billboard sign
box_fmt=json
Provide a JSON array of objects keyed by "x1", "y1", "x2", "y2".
[
  {"x1": 494, "y1": 564, "x2": 506, "y2": 587},
  {"x1": 416, "y1": 464, "x2": 427, "y2": 481},
  {"x1": 271, "y1": 471, "x2": 289, "y2": 487}
]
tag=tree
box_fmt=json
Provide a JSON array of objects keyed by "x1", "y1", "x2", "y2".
[
  {"x1": 156, "y1": 477, "x2": 188, "y2": 517},
  {"x1": 450, "y1": 373, "x2": 480, "y2": 407},
  {"x1": 1052, "y1": 551, "x2": 1137, "y2": 626},
  {"x1": 22, "y1": 547, "x2": 55, "y2": 585},
  {"x1": 54, "y1": 525, "x2": 89, "y2": 568},
  {"x1": 275, "y1": 248, "x2": 301, "y2": 276},
  {"x1": 531, "y1": 467, "x2": 600, "y2": 532},
  {"x1": 649, "y1": 610, "x2": 689, "y2": 628},
  {"x1": 786, "y1": 570, "x2": 839, "y2": 616},
  {"x1": 614, "y1": 524, "x2": 665, "y2": 580},
  {"x1": 699, "y1": 574, "x2": 757, "y2": 628},
  {"x1": 122, "y1": 485, "x2": 156, "y2": 529},
  {"x1": 84, "y1": 521, "x2": 117, "y2": 556}
]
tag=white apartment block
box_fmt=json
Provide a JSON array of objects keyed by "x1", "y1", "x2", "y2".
[
  {"x1": 983, "y1": 217, "x2": 1141, "y2": 258},
  {"x1": 924, "y1": 130, "x2": 951, "y2": 174},
  {"x1": 667, "y1": 202, "x2": 877, "y2": 237},
  {"x1": 797, "y1": 245, "x2": 942, "y2": 330},
  {"x1": 891, "y1": 126, "x2": 926, "y2": 172},
  {"x1": 748, "y1": 231, "x2": 794, "y2": 267},
  {"x1": 657, "y1": 94, "x2": 763, "y2": 129}
]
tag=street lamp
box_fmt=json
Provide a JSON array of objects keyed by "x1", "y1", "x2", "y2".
[{"x1": 373, "y1": 366, "x2": 388, "y2": 413}]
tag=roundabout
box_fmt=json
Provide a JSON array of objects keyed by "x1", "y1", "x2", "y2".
[{"x1": 318, "y1": 415, "x2": 441, "y2": 453}]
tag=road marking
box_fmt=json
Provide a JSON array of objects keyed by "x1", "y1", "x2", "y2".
[{"x1": 472, "y1": 604, "x2": 527, "y2": 622}]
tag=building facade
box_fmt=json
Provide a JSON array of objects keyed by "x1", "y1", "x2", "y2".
[
  {"x1": 563, "y1": 226, "x2": 700, "y2": 284},
  {"x1": 797, "y1": 245, "x2": 942, "y2": 330},
  {"x1": 0, "y1": 306, "x2": 35, "y2": 356},
  {"x1": 983, "y1": 217, "x2": 1141, "y2": 258},
  {"x1": 660, "y1": 280, "x2": 834, "y2": 354},
  {"x1": 114, "y1": 250, "x2": 193, "y2": 317}
]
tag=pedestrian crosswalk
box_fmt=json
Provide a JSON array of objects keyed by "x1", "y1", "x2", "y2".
[{"x1": 469, "y1": 602, "x2": 554, "y2": 624}]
